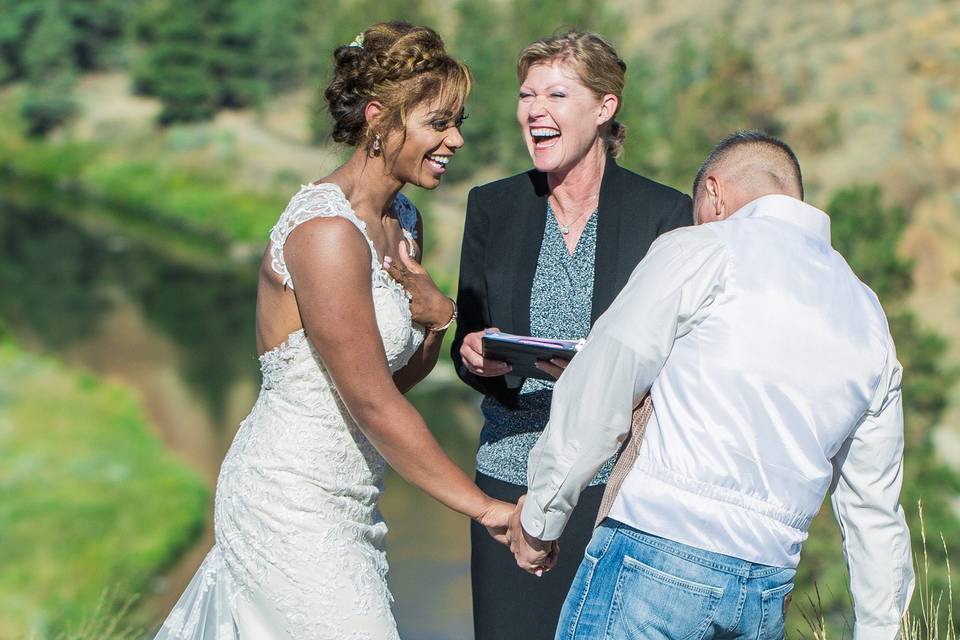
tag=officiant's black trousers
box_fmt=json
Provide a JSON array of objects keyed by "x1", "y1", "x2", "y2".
[{"x1": 471, "y1": 472, "x2": 605, "y2": 640}]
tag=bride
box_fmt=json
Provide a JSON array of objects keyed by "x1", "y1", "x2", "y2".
[{"x1": 155, "y1": 22, "x2": 514, "y2": 639}]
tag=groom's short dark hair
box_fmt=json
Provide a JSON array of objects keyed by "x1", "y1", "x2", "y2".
[{"x1": 693, "y1": 130, "x2": 803, "y2": 200}]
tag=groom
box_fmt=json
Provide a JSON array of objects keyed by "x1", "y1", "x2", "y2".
[{"x1": 507, "y1": 131, "x2": 914, "y2": 640}]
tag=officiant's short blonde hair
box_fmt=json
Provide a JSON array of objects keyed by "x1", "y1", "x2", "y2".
[{"x1": 517, "y1": 30, "x2": 627, "y2": 157}]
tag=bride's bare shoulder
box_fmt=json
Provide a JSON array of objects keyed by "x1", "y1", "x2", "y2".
[{"x1": 285, "y1": 216, "x2": 371, "y2": 283}]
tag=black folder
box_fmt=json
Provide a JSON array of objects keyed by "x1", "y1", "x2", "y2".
[{"x1": 481, "y1": 332, "x2": 583, "y2": 381}]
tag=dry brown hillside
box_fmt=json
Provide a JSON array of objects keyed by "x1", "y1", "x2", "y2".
[
  {"x1": 623, "y1": 0, "x2": 960, "y2": 341},
  {"x1": 615, "y1": 0, "x2": 960, "y2": 454}
]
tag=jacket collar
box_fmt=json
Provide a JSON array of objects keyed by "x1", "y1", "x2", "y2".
[
  {"x1": 729, "y1": 194, "x2": 831, "y2": 243},
  {"x1": 511, "y1": 155, "x2": 623, "y2": 333}
]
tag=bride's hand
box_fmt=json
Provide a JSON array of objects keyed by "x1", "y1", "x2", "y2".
[
  {"x1": 385, "y1": 243, "x2": 455, "y2": 330},
  {"x1": 475, "y1": 498, "x2": 514, "y2": 546}
]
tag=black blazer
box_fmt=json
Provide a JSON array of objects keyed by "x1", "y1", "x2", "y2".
[{"x1": 451, "y1": 157, "x2": 693, "y2": 407}]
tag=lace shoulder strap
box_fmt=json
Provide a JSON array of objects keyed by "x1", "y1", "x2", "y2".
[
  {"x1": 391, "y1": 192, "x2": 419, "y2": 257},
  {"x1": 269, "y1": 183, "x2": 377, "y2": 290}
]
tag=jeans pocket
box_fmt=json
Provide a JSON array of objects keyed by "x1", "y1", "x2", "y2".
[
  {"x1": 610, "y1": 555, "x2": 723, "y2": 640},
  {"x1": 584, "y1": 524, "x2": 616, "y2": 562},
  {"x1": 756, "y1": 582, "x2": 794, "y2": 640},
  {"x1": 559, "y1": 552, "x2": 601, "y2": 640}
]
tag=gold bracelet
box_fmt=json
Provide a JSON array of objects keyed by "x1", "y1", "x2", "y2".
[{"x1": 429, "y1": 297, "x2": 457, "y2": 332}]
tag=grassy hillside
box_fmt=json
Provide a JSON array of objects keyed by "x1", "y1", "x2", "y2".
[{"x1": 0, "y1": 329, "x2": 208, "y2": 638}]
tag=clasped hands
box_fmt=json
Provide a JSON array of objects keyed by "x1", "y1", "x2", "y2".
[
  {"x1": 478, "y1": 495, "x2": 559, "y2": 576},
  {"x1": 508, "y1": 496, "x2": 559, "y2": 576}
]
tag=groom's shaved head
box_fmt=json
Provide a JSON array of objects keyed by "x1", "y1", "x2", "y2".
[{"x1": 693, "y1": 130, "x2": 803, "y2": 202}]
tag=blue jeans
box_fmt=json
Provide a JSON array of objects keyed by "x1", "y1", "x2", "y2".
[{"x1": 556, "y1": 520, "x2": 796, "y2": 640}]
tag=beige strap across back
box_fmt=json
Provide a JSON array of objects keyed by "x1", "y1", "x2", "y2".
[{"x1": 595, "y1": 394, "x2": 654, "y2": 527}]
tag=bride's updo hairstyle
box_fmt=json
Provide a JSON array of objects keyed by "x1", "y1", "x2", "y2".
[{"x1": 324, "y1": 22, "x2": 471, "y2": 156}]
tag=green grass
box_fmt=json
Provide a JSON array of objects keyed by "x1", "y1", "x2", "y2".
[
  {"x1": 902, "y1": 502, "x2": 956, "y2": 640},
  {"x1": 0, "y1": 332, "x2": 208, "y2": 639},
  {"x1": 799, "y1": 502, "x2": 958, "y2": 639}
]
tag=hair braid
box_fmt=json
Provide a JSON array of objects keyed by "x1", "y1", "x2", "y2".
[{"x1": 323, "y1": 22, "x2": 471, "y2": 150}]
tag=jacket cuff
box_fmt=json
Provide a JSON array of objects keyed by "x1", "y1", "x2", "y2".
[
  {"x1": 520, "y1": 497, "x2": 566, "y2": 541},
  {"x1": 853, "y1": 621, "x2": 902, "y2": 640}
]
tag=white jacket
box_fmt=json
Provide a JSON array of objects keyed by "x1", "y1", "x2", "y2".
[{"x1": 522, "y1": 194, "x2": 914, "y2": 640}]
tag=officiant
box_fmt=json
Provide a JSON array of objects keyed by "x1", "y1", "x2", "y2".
[{"x1": 450, "y1": 30, "x2": 692, "y2": 640}]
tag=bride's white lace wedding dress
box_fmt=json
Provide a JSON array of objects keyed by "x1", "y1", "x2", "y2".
[{"x1": 155, "y1": 183, "x2": 424, "y2": 640}]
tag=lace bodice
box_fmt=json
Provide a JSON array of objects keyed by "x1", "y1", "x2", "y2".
[
  {"x1": 156, "y1": 183, "x2": 426, "y2": 640},
  {"x1": 261, "y1": 182, "x2": 425, "y2": 387},
  {"x1": 269, "y1": 182, "x2": 419, "y2": 291}
]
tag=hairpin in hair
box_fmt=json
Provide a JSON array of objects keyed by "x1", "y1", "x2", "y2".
[{"x1": 348, "y1": 33, "x2": 365, "y2": 49}]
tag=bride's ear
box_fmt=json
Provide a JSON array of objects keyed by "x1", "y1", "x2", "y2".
[{"x1": 364, "y1": 101, "x2": 385, "y2": 128}]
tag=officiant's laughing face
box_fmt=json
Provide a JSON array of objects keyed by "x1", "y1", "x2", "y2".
[{"x1": 517, "y1": 61, "x2": 615, "y2": 175}]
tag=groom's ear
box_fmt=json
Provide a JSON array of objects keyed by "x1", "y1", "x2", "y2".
[{"x1": 704, "y1": 176, "x2": 726, "y2": 222}]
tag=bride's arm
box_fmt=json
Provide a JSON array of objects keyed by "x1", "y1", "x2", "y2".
[
  {"x1": 392, "y1": 325, "x2": 445, "y2": 394},
  {"x1": 284, "y1": 216, "x2": 509, "y2": 531},
  {"x1": 391, "y1": 213, "x2": 448, "y2": 393}
]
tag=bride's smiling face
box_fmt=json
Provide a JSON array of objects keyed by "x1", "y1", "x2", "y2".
[
  {"x1": 517, "y1": 61, "x2": 613, "y2": 174},
  {"x1": 381, "y1": 100, "x2": 466, "y2": 190}
]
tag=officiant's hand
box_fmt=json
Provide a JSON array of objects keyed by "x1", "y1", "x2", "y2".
[
  {"x1": 385, "y1": 244, "x2": 455, "y2": 330},
  {"x1": 507, "y1": 496, "x2": 559, "y2": 576},
  {"x1": 460, "y1": 329, "x2": 512, "y2": 377},
  {"x1": 534, "y1": 356, "x2": 570, "y2": 381}
]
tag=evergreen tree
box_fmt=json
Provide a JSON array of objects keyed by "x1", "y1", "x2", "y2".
[
  {"x1": 0, "y1": 0, "x2": 44, "y2": 83},
  {"x1": 248, "y1": 0, "x2": 307, "y2": 96},
  {"x1": 830, "y1": 185, "x2": 913, "y2": 302},
  {"x1": 134, "y1": 0, "x2": 306, "y2": 125},
  {"x1": 132, "y1": 0, "x2": 216, "y2": 124},
  {"x1": 447, "y1": 0, "x2": 515, "y2": 179},
  {"x1": 19, "y1": 0, "x2": 77, "y2": 136},
  {"x1": 0, "y1": 0, "x2": 131, "y2": 85},
  {"x1": 208, "y1": 1, "x2": 264, "y2": 109},
  {"x1": 63, "y1": 0, "x2": 130, "y2": 71},
  {"x1": 619, "y1": 35, "x2": 781, "y2": 190}
]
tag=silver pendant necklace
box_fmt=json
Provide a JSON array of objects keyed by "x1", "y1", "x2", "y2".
[
  {"x1": 551, "y1": 203, "x2": 596, "y2": 235},
  {"x1": 549, "y1": 192, "x2": 599, "y2": 235}
]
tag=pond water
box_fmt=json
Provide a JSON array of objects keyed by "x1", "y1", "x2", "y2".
[{"x1": 0, "y1": 192, "x2": 481, "y2": 639}]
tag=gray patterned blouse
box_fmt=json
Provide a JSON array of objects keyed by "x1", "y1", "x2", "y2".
[{"x1": 476, "y1": 204, "x2": 616, "y2": 486}]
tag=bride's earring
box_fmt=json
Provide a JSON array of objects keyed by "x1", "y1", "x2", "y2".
[{"x1": 371, "y1": 133, "x2": 383, "y2": 156}]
